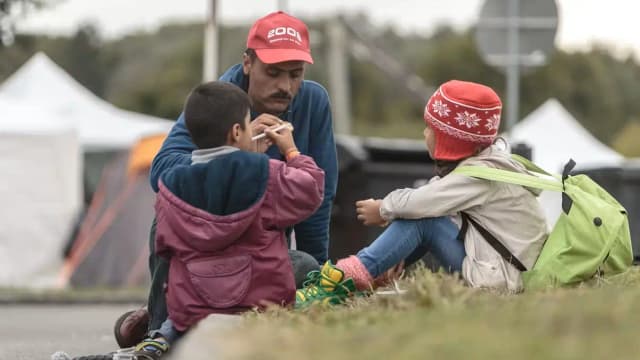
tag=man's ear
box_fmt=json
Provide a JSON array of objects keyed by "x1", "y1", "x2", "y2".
[{"x1": 242, "y1": 53, "x2": 252, "y2": 75}]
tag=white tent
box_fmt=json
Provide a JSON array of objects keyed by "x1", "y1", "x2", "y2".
[
  {"x1": 509, "y1": 98, "x2": 624, "y2": 173},
  {"x1": 509, "y1": 99, "x2": 625, "y2": 230},
  {"x1": 0, "y1": 52, "x2": 174, "y2": 151},
  {"x1": 0, "y1": 98, "x2": 82, "y2": 287},
  {"x1": 0, "y1": 53, "x2": 174, "y2": 288}
]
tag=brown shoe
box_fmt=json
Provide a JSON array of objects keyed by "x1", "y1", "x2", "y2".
[{"x1": 113, "y1": 307, "x2": 149, "y2": 348}]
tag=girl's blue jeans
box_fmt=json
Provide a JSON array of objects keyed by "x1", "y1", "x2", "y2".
[{"x1": 356, "y1": 217, "x2": 465, "y2": 278}]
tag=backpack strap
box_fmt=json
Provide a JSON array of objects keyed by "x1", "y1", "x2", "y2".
[
  {"x1": 510, "y1": 154, "x2": 555, "y2": 177},
  {"x1": 460, "y1": 212, "x2": 527, "y2": 272},
  {"x1": 453, "y1": 165, "x2": 564, "y2": 192},
  {"x1": 456, "y1": 213, "x2": 470, "y2": 243}
]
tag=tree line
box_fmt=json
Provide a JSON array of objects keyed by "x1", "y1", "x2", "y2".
[{"x1": 1, "y1": 17, "x2": 640, "y2": 155}]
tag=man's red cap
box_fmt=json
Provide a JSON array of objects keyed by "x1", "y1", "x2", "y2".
[{"x1": 246, "y1": 11, "x2": 313, "y2": 64}]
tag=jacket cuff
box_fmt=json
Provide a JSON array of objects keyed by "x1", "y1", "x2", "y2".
[{"x1": 379, "y1": 198, "x2": 394, "y2": 221}]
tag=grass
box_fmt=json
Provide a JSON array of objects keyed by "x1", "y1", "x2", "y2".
[
  {"x1": 200, "y1": 266, "x2": 640, "y2": 360},
  {"x1": 0, "y1": 286, "x2": 147, "y2": 304}
]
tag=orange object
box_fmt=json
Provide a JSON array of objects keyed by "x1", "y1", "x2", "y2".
[
  {"x1": 127, "y1": 134, "x2": 167, "y2": 177},
  {"x1": 285, "y1": 148, "x2": 300, "y2": 161}
]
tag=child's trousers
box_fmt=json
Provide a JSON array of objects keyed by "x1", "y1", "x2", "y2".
[{"x1": 357, "y1": 217, "x2": 465, "y2": 278}]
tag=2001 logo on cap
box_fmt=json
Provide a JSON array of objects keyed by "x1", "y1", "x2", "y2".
[{"x1": 267, "y1": 27, "x2": 302, "y2": 42}]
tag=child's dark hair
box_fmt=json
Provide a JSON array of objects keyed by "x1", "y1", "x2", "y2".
[{"x1": 184, "y1": 81, "x2": 250, "y2": 149}]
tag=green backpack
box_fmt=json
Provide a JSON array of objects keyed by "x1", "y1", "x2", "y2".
[{"x1": 454, "y1": 155, "x2": 633, "y2": 290}]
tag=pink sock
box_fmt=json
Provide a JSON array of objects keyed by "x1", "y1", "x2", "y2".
[{"x1": 336, "y1": 255, "x2": 374, "y2": 291}]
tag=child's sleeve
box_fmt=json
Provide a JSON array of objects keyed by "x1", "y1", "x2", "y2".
[
  {"x1": 380, "y1": 173, "x2": 492, "y2": 221},
  {"x1": 149, "y1": 113, "x2": 195, "y2": 193},
  {"x1": 268, "y1": 155, "x2": 325, "y2": 230}
]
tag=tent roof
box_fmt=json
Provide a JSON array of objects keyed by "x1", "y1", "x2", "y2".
[
  {"x1": 0, "y1": 97, "x2": 74, "y2": 134},
  {"x1": 509, "y1": 99, "x2": 624, "y2": 172},
  {"x1": 0, "y1": 52, "x2": 173, "y2": 150}
]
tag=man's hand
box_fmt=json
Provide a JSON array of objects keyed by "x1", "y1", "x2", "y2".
[
  {"x1": 355, "y1": 199, "x2": 387, "y2": 226},
  {"x1": 250, "y1": 114, "x2": 281, "y2": 153}
]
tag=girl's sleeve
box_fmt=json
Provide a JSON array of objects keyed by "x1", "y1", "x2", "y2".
[{"x1": 380, "y1": 173, "x2": 493, "y2": 221}]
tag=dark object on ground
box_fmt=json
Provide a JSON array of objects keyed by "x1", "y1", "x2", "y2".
[{"x1": 114, "y1": 308, "x2": 149, "y2": 349}]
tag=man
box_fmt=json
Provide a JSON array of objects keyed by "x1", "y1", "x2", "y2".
[{"x1": 115, "y1": 11, "x2": 338, "y2": 350}]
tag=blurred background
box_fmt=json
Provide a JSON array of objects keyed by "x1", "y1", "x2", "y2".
[{"x1": 1, "y1": 0, "x2": 640, "y2": 290}]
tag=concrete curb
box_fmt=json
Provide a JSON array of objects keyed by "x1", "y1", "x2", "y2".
[{"x1": 169, "y1": 314, "x2": 243, "y2": 360}]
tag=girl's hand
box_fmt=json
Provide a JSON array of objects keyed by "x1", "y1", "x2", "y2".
[{"x1": 355, "y1": 198, "x2": 387, "y2": 226}]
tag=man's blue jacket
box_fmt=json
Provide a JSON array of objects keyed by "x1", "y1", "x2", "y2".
[{"x1": 149, "y1": 64, "x2": 338, "y2": 264}]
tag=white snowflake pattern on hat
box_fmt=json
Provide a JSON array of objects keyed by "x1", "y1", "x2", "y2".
[
  {"x1": 485, "y1": 114, "x2": 500, "y2": 131},
  {"x1": 454, "y1": 111, "x2": 480, "y2": 129},
  {"x1": 431, "y1": 100, "x2": 451, "y2": 118}
]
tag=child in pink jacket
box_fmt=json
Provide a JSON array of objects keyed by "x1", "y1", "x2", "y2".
[{"x1": 136, "y1": 81, "x2": 324, "y2": 358}]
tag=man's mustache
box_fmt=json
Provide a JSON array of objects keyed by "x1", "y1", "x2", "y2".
[{"x1": 270, "y1": 91, "x2": 292, "y2": 100}]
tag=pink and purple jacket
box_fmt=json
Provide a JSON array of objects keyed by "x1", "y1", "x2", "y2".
[{"x1": 154, "y1": 150, "x2": 324, "y2": 331}]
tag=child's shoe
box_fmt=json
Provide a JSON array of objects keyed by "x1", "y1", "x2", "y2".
[
  {"x1": 64, "y1": 338, "x2": 168, "y2": 360},
  {"x1": 129, "y1": 338, "x2": 169, "y2": 360},
  {"x1": 295, "y1": 261, "x2": 357, "y2": 308}
]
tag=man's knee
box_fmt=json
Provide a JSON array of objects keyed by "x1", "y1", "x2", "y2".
[{"x1": 288, "y1": 250, "x2": 320, "y2": 288}]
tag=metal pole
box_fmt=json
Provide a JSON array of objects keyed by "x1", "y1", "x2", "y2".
[
  {"x1": 203, "y1": 0, "x2": 218, "y2": 82},
  {"x1": 505, "y1": 0, "x2": 520, "y2": 133},
  {"x1": 327, "y1": 17, "x2": 351, "y2": 135},
  {"x1": 277, "y1": 0, "x2": 288, "y2": 12}
]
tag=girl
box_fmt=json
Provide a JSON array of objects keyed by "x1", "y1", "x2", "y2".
[{"x1": 298, "y1": 80, "x2": 548, "y2": 304}]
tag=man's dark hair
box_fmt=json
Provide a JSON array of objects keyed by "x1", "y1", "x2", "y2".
[
  {"x1": 244, "y1": 48, "x2": 257, "y2": 62},
  {"x1": 184, "y1": 81, "x2": 250, "y2": 149}
]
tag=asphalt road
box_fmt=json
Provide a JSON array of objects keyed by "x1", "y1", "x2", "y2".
[{"x1": 1, "y1": 304, "x2": 138, "y2": 360}]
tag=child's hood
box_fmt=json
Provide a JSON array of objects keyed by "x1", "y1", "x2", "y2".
[
  {"x1": 459, "y1": 144, "x2": 543, "y2": 196},
  {"x1": 155, "y1": 151, "x2": 270, "y2": 252}
]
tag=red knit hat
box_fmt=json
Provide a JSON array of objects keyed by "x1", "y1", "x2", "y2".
[
  {"x1": 424, "y1": 80, "x2": 502, "y2": 160},
  {"x1": 247, "y1": 11, "x2": 313, "y2": 64}
]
